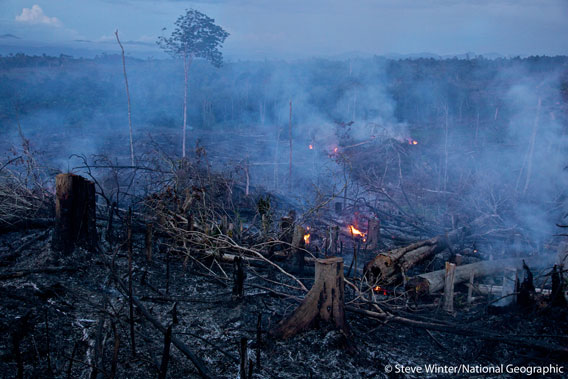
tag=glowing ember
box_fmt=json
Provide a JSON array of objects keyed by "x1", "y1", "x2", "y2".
[
  {"x1": 349, "y1": 225, "x2": 365, "y2": 238},
  {"x1": 309, "y1": 144, "x2": 313, "y2": 150},
  {"x1": 304, "y1": 233, "x2": 310, "y2": 245},
  {"x1": 333, "y1": 147, "x2": 338, "y2": 153},
  {"x1": 408, "y1": 139, "x2": 418, "y2": 145},
  {"x1": 373, "y1": 285, "x2": 388, "y2": 295}
]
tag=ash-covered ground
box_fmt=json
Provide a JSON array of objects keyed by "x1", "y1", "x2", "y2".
[{"x1": 1, "y1": 227, "x2": 566, "y2": 378}]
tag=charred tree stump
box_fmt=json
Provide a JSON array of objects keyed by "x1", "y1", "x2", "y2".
[
  {"x1": 145, "y1": 223, "x2": 153, "y2": 262},
  {"x1": 53, "y1": 173, "x2": 97, "y2": 254},
  {"x1": 516, "y1": 260, "x2": 535, "y2": 309},
  {"x1": 551, "y1": 265, "x2": 567, "y2": 307},
  {"x1": 270, "y1": 257, "x2": 347, "y2": 339},
  {"x1": 233, "y1": 256, "x2": 246, "y2": 299}
]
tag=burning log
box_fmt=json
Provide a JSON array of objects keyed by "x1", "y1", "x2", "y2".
[
  {"x1": 270, "y1": 257, "x2": 347, "y2": 339},
  {"x1": 406, "y1": 257, "x2": 540, "y2": 297},
  {"x1": 364, "y1": 215, "x2": 496, "y2": 285},
  {"x1": 52, "y1": 173, "x2": 97, "y2": 254}
]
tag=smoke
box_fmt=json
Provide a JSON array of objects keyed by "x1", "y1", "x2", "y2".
[{"x1": 1, "y1": 54, "x2": 567, "y2": 252}]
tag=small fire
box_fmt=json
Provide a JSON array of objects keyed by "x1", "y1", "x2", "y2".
[
  {"x1": 349, "y1": 225, "x2": 365, "y2": 238},
  {"x1": 333, "y1": 147, "x2": 338, "y2": 153},
  {"x1": 304, "y1": 233, "x2": 310, "y2": 245},
  {"x1": 309, "y1": 144, "x2": 313, "y2": 150},
  {"x1": 373, "y1": 285, "x2": 388, "y2": 296},
  {"x1": 408, "y1": 139, "x2": 418, "y2": 145}
]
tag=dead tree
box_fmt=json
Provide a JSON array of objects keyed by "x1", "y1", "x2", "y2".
[
  {"x1": 53, "y1": 173, "x2": 97, "y2": 254},
  {"x1": 270, "y1": 257, "x2": 347, "y2": 339}
]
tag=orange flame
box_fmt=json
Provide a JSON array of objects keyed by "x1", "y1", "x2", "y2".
[
  {"x1": 309, "y1": 144, "x2": 313, "y2": 150},
  {"x1": 373, "y1": 285, "x2": 388, "y2": 295},
  {"x1": 349, "y1": 225, "x2": 365, "y2": 238},
  {"x1": 333, "y1": 147, "x2": 338, "y2": 153},
  {"x1": 408, "y1": 139, "x2": 418, "y2": 145},
  {"x1": 304, "y1": 233, "x2": 310, "y2": 245}
]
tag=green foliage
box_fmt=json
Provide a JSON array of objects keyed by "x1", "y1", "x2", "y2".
[{"x1": 157, "y1": 9, "x2": 229, "y2": 67}]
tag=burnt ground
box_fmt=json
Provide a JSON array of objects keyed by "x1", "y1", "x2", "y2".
[{"x1": 0, "y1": 228, "x2": 567, "y2": 379}]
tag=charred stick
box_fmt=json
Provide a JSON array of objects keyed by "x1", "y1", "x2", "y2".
[
  {"x1": 158, "y1": 324, "x2": 173, "y2": 379},
  {"x1": 13, "y1": 332, "x2": 23, "y2": 379},
  {"x1": 145, "y1": 223, "x2": 153, "y2": 262},
  {"x1": 256, "y1": 313, "x2": 262, "y2": 370},
  {"x1": 106, "y1": 201, "x2": 116, "y2": 244},
  {"x1": 166, "y1": 249, "x2": 171, "y2": 295},
  {"x1": 233, "y1": 256, "x2": 246, "y2": 299},
  {"x1": 67, "y1": 341, "x2": 79, "y2": 379},
  {"x1": 239, "y1": 337, "x2": 248, "y2": 379},
  {"x1": 248, "y1": 358, "x2": 253, "y2": 379},
  {"x1": 90, "y1": 314, "x2": 105, "y2": 379},
  {"x1": 127, "y1": 208, "x2": 136, "y2": 357},
  {"x1": 45, "y1": 308, "x2": 52, "y2": 373},
  {"x1": 110, "y1": 322, "x2": 120, "y2": 379}
]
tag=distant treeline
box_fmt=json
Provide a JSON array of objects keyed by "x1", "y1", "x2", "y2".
[{"x1": 1, "y1": 53, "x2": 567, "y2": 137}]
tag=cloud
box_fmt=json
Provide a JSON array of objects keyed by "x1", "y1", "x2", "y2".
[{"x1": 15, "y1": 5, "x2": 62, "y2": 27}]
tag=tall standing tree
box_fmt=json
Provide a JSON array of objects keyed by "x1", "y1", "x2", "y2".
[{"x1": 157, "y1": 9, "x2": 229, "y2": 158}]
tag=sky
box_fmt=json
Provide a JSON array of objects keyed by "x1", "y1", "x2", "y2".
[{"x1": 0, "y1": 0, "x2": 567, "y2": 59}]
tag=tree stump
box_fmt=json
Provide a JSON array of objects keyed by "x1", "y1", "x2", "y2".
[
  {"x1": 270, "y1": 257, "x2": 347, "y2": 339},
  {"x1": 53, "y1": 174, "x2": 97, "y2": 254}
]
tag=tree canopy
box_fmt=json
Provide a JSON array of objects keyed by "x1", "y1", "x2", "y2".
[{"x1": 157, "y1": 9, "x2": 229, "y2": 67}]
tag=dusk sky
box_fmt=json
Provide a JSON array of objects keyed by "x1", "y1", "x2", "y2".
[{"x1": 0, "y1": 0, "x2": 567, "y2": 59}]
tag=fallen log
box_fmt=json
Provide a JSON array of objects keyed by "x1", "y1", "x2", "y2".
[
  {"x1": 364, "y1": 236, "x2": 448, "y2": 285},
  {"x1": 364, "y1": 215, "x2": 498, "y2": 285},
  {"x1": 406, "y1": 257, "x2": 542, "y2": 297}
]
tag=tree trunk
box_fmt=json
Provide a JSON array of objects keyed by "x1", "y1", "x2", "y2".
[
  {"x1": 364, "y1": 215, "x2": 497, "y2": 285},
  {"x1": 53, "y1": 174, "x2": 97, "y2": 254},
  {"x1": 364, "y1": 236, "x2": 448, "y2": 285},
  {"x1": 182, "y1": 53, "x2": 193, "y2": 158},
  {"x1": 270, "y1": 257, "x2": 347, "y2": 339},
  {"x1": 406, "y1": 257, "x2": 540, "y2": 298}
]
